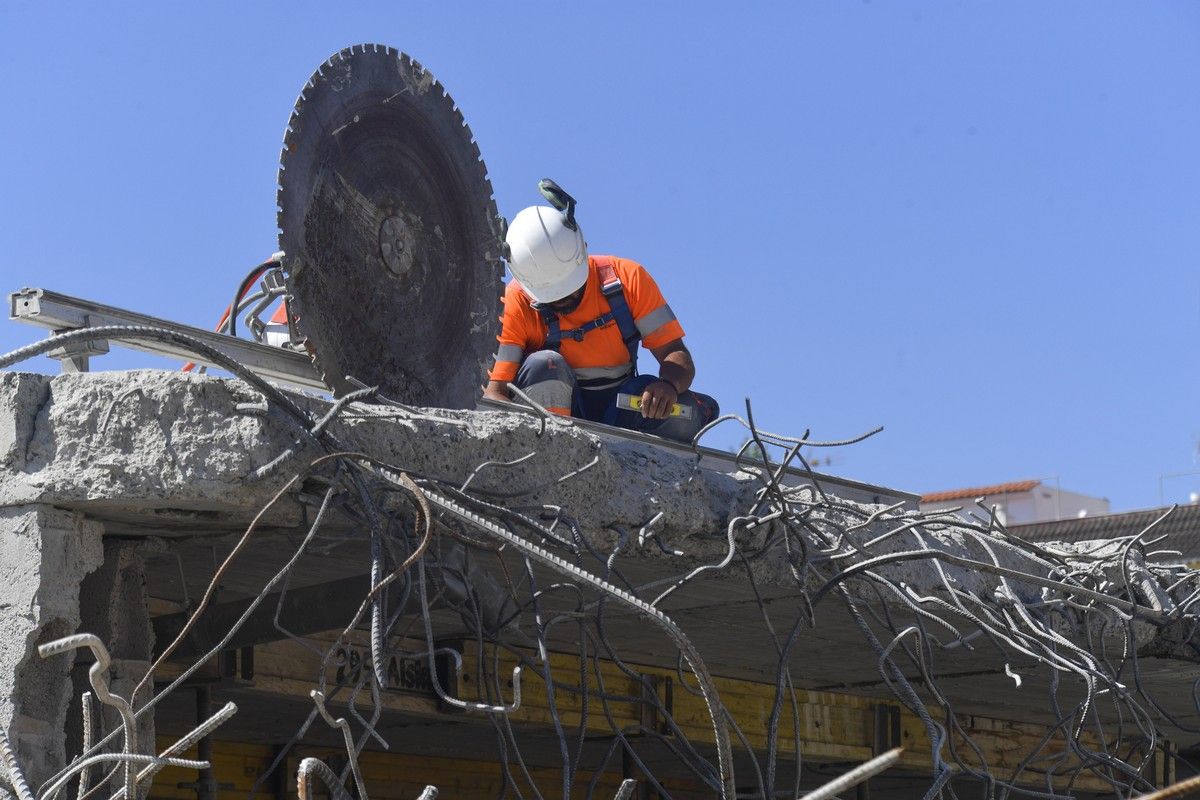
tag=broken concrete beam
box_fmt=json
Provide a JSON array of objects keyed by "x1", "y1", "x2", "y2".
[
  {"x1": 2, "y1": 370, "x2": 1197, "y2": 730},
  {"x1": 0, "y1": 370, "x2": 749, "y2": 543},
  {"x1": 0, "y1": 370, "x2": 1192, "y2": 626}
]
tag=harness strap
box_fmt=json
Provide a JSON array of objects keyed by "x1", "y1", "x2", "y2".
[
  {"x1": 537, "y1": 306, "x2": 563, "y2": 350},
  {"x1": 596, "y1": 260, "x2": 641, "y2": 366},
  {"x1": 533, "y1": 257, "x2": 642, "y2": 371}
]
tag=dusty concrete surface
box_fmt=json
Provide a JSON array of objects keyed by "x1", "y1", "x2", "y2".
[
  {"x1": 0, "y1": 505, "x2": 103, "y2": 789},
  {"x1": 1, "y1": 368, "x2": 1198, "y2": 796},
  {"x1": 0, "y1": 370, "x2": 1186, "y2": 619},
  {"x1": 0, "y1": 369, "x2": 757, "y2": 790},
  {"x1": 0, "y1": 370, "x2": 745, "y2": 543}
]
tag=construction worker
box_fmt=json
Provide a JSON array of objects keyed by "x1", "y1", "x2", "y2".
[{"x1": 482, "y1": 180, "x2": 718, "y2": 442}]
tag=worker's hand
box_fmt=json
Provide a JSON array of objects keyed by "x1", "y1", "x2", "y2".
[
  {"x1": 483, "y1": 381, "x2": 513, "y2": 404},
  {"x1": 640, "y1": 379, "x2": 678, "y2": 419}
]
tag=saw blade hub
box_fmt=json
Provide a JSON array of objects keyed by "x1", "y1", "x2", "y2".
[{"x1": 378, "y1": 214, "x2": 418, "y2": 282}]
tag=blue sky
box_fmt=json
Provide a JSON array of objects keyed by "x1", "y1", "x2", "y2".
[{"x1": 1, "y1": 2, "x2": 1197, "y2": 511}]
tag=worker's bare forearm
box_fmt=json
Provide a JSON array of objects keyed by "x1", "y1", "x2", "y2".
[
  {"x1": 483, "y1": 380, "x2": 512, "y2": 402},
  {"x1": 652, "y1": 341, "x2": 694, "y2": 394}
]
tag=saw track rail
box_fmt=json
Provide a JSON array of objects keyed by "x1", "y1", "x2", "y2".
[{"x1": 8, "y1": 287, "x2": 325, "y2": 390}]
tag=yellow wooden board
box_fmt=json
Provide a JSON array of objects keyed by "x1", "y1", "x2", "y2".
[{"x1": 148, "y1": 632, "x2": 1163, "y2": 797}]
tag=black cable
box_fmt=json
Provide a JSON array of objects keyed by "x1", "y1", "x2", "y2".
[{"x1": 228, "y1": 259, "x2": 277, "y2": 339}]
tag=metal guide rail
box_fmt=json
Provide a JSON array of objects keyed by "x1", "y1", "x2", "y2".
[
  {"x1": 9, "y1": 287, "x2": 326, "y2": 390},
  {"x1": 7, "y1": 286, "x2": 915, "y2": 506}
]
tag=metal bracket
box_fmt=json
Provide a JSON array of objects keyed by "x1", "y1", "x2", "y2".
[
  {"x1": 44, "y1": 317, "x2": 110, "y2": 373},
  {"x1": 1142, "y1": 740, "x2": 1177, "y2": 791},
  {"x1": 872, "y1": 704, "x2": 903, "y2": 754},
  {"x1": 244, "y1": 268, "x2": 292, "y2": 345},
  {"x1": 637, "y1": 673, "x2": 661, "y2": 734}
]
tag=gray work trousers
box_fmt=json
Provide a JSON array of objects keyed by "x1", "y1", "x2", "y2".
[{"x1": 513, "y1": 350, "x2": 719, "y2": 443}]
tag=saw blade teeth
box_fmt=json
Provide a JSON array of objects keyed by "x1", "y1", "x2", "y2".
[{"x1": 278, "y1": 43, "x2": 503, "y2": 405}]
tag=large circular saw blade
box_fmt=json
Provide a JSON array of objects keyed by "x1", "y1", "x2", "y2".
[{"x1": 278, "y1": 44, "x2": 503, "y2": 408}]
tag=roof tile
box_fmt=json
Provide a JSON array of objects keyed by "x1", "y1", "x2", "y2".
[{"x1": 1010, "y1": 503, "x2": 1200, "y2": 549}]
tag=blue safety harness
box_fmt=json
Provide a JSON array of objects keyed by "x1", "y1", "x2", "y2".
[{"x1": 533, "y1": 260, "x2": 641, "y2": 376}]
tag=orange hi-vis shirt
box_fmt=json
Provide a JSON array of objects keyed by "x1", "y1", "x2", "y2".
[{"x1": 489, "y1": 255, "x2": 685, "y2": 386}]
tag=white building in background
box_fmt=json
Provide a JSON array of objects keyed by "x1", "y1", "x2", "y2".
[{"x1": 919, "y1": 479, "x2": 1110, "y2": 525}]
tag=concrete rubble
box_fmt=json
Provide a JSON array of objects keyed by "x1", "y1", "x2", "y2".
[
  {"x1": 1, "y1": 368, "x2": 1197, "y2": 799},
  {"x1": 0, "y1": 371, "x2": 1188, "y2": 617}
]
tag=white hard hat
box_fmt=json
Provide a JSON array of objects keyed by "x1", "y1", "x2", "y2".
[{"x1": 504, "y1": 205, "x2": 588, "y2": 303}]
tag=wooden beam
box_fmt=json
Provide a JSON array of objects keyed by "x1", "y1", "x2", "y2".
[{"x1": 151, "y1": 574, "x2": 371, "y2": 660}]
